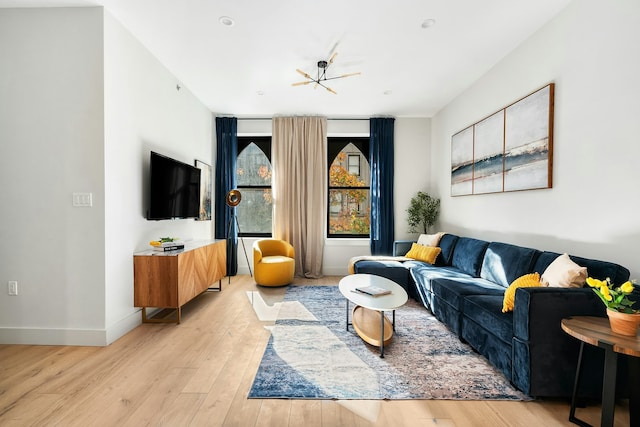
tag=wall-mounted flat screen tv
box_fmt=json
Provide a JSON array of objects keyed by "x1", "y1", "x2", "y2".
[{"x1": 147, "y1": 151, "x2": 201, "y2": 220}]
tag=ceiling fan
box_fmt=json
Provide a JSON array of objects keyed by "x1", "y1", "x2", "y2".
[{"x1": 292, "y1": 53, "x2": 361, "y2": 94}]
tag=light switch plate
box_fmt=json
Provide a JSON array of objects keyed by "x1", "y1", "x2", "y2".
[{"x1": 72, "y1": 192, "x2": 93, "y2": 207}]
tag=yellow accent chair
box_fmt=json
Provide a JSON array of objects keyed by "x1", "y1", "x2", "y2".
[{"x1": 253, "y1": 239, "x2": 295, "y2": 287}]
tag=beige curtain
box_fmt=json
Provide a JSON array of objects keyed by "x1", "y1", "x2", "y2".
[{"x1": 272, "y1": 116, "x2": 327, "y2": 278}]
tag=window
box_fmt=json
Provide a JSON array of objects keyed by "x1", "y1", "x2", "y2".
[
  {"x1": 348, "y1": 154, "x2": 360, "y2": 176},
  {"x1": 328, "y1": 137, "x2": 370, "y2": 237},
  {"x1": 236, "y1": 136, "x2": 272, "y2": 236}
]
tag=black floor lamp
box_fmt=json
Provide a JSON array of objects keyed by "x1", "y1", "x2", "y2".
[{"x1": 225, "y1": 189, "x2": 252, "y2": 281}]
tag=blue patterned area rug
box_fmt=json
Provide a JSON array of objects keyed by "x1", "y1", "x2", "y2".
[{"x1": 248, "y1": 285, "x2": 530, "y2": 400}]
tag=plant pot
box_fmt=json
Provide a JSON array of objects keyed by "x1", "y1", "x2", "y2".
[{"x1": 606, "y1": 309, "x2": 640, "y2": 336}]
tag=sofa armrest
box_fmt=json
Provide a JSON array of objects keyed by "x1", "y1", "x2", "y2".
[
  {"x1": 393, "y1": 240, "x2": 415, "y2": 256},
  {"x1": 513, "y1": 287, "x2": 605, "y2": 340},
  {"x1": 512, "y1": 287, "x2": 606, "y2": 397}
]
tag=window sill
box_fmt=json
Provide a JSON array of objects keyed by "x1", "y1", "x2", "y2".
[{"x1": 325, "y1": 238, "x2": 369, "y2": 247}]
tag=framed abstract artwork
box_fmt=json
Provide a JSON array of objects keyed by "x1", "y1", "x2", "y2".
[
  {"x1": 195, "y1": 160, "x2": 212, "y2": 221},
  {"x1": 451, "y1": 127, "x2": 474, "y2": 196},
  {"x1": 451, "y1": 83, "x2": 554, "y2": 196}
]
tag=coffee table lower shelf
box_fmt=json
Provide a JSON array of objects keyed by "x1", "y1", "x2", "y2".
[{"x1": 351, "y1": 305, "x2": 394, "y2": 347}]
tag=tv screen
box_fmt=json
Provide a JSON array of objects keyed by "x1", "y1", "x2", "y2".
[{"x1": 148, "y1": 151, "x2": 201, "y2": 220}]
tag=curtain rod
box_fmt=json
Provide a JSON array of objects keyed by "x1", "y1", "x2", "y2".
[{"x1": 235, "y1": 117, "x2": 370, "y2": 121}]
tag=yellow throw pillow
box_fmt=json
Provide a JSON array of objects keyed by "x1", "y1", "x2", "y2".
[
  {"x1": 541, "y1": 253, "x2": 587, "y2": 288},
  {"x1": 502, "y1": 273, "x2": 542, "y2": 313},
  {"x1": 405, "y1": 243, "x2": 442, "y2": 265}
]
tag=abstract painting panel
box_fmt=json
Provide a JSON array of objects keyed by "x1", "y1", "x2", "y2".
[
  {"x1": 451, "y1": 83, "x2": 553, "y2": 196},
  {"x1": 504, "y1": 85, "x2": 553, "y2": 191},
  {"x1": 473, "y1": 110, "x2": 504, "y2": 194},
  {"x1": 451, "y1": 126, "x2": 474, "y2": 196}
]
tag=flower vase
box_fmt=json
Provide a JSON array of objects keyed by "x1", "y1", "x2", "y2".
[{"x1": 607, "y1": 309, "x2": 640, "y2": 336}]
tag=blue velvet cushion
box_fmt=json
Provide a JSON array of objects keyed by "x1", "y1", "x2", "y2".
[
  {"x1": 462, "y1": 295, "x2": 513, "y2": 344},
  {"x1": 451, "y1": 237, "x2": 489, "y2": 277},
  {"x1": 430, "y1": 278, "x2": 505, "y2": 311},
  {"x1": 436, "y1": 233, "x2": 459, "y2": 266},
  {"x1": 532, "y1": 251, "x2": 630, "y2": 285},
  {"x1": 480, "y1": 242, "x2": 541, "y2": 288},
  {"x1": 410, "y1": 264, "x2": 474, "y2": 292},
  {"x1": 410, "y1": 264, "x2": 472, "y2": 309},
  {"x1": 462, "y1": 295, "x2": 514, "y2": 380}
]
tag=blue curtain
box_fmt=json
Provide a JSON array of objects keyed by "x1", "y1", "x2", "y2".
[
  {"x1": 369, "y1": 117, "x2": 395, "y2": 255},
  {"x1": 214, "y1": 117, "x2": 238, "y2": 275}
]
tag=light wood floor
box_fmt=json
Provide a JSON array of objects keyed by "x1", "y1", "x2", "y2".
[{"x1": 0, "y1": 275, "x2": 630, "y2": 426}]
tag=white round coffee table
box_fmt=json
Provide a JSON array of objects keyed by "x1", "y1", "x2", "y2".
[{"x1": 339, "y1": 274, "x2": 408, "y2": 357}]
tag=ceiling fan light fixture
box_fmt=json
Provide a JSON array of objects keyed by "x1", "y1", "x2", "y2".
[{"x1": 291, "y1": 52, "x2": 360, "y2": 95}]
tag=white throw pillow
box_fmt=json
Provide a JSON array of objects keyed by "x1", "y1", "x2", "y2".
[
  {"x1": 541, "y1": 253, "x2": 587, "y2": 288},
  {"x1": 417, "y1": 232, "x2": 445, "y2": 247}
]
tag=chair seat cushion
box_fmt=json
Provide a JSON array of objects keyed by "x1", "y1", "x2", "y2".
[
  {"x1": 262, "y1": 255, "x2": 294, "y2": 265},
  {"x1": 256, "y1": 256, "x2": 295, "y2": 286}
]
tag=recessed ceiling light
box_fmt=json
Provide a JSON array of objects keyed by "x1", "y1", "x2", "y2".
[
  {"x1": 421, "y1": 19, "x2": 436, "y2": 29},
  {"x1": 219, "y1": 16, "x2": 235, "y2": 27},
  {"x1": 384, "y1": 90, "x2": 392, "y2": 95},
  {"x1": 256, "y1": 90, "x2": 264, "y2": 96}
]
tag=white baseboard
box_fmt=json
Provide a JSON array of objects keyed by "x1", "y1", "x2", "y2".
[
  {"x1": 106, "y1": 309, "x2": 142, "y2": 345},
  {"x1": 236, "y1": 266, "x2": 348, "y2": 277},
  {"x1": 0, "y1": 326, "x2": 108, "y2": 346},
  {"x1": 0, "y1": 309, "x2": 143, "y2": 347},
  {"x1": 321, "y1": 266, "x2": 349, "y2": 276}
]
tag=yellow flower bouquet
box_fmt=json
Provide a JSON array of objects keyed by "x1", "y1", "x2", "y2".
[
  {"x1": 587, "y1": 277, "x2": 638, "y2": 314},
  {"x1": 149, "y1": 237, "x2": 179, "y2": 247}
]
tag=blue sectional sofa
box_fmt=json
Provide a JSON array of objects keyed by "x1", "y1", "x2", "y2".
[{"x1": 354, "y1": 233, "x2": 632, "y2": 398}]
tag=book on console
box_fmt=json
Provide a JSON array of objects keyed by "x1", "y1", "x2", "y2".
[
  {"x1": 354, "y1": 285, "x2": 392, "y2": 297},
  {"x1": 153, "y1": 244, "x2": 185, "y2": 252}
]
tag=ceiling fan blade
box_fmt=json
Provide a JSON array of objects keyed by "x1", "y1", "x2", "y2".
[
  {"x1": 328, "y1": 52, "x2": 338, "y2": 65},
  {"x1": 316, "y1": 81, "x2": 336, "y2": 94},
  {"x1": 296, "y1": 68, "x2": 312, "y2": 79},
  {"x1": 323, "y1": 71, "x2": 362, "y2": 82},
  {"x1": 314, "y1": 82, "x2": 319, "y2": 90},
  {"x1": 292, "y1": 81, "x2": 312, "y2": 86}
]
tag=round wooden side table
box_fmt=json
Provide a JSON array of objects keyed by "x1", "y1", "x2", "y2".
[{"x1": 561, "y1": 316, "x2": 640, "y2": 427}]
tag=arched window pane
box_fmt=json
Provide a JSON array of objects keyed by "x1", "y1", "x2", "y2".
[
  {"x1": 236, "y1": 139, "x2": 272, "y2": 235},
  {"x1": 328, "y1": 139, "x2": 370, "y2": 237},
  {"x1": 237, "y1": 143, "x2": 272, "y2": 186}
]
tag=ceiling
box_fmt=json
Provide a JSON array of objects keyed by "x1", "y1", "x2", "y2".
[{"x1": 1, "y1": 0, "x2": 572, "y2": 118}]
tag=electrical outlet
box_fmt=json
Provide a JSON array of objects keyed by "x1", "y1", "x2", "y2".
[{"x1": 8, "y1": 281, "x2": 17, "y2": 296}]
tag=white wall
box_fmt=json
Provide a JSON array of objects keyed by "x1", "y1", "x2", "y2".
[
  {"x1": 0, "y1": 8, "x2": 106, "y2": 344},
  {"x1": 431, "y1": 0, "x2": 640, "y2": 280},
  {"x1": 394, "y1": 118, "x2": 432, "y2": 241},
  {"x1": 0, "y1": 7, "x2": 213, "y2": 345},
  {"x1": 236, "y1": 117, "x2": 431, "y2": 276},
  {"x1": 103, "y1": 11, "x2": 213, "y2": 343}
]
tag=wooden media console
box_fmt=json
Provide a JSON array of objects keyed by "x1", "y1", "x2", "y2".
[{"x1": 134, "y1": 239, "x2": 226, "y2": 324}]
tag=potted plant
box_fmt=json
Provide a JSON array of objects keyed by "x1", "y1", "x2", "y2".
[
  {"x1": 587, "y1": 277, "x2": 640, "y2": 336},
  {"x1": 406, "y1": 191, "x2": 440, "y2": 234}
]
